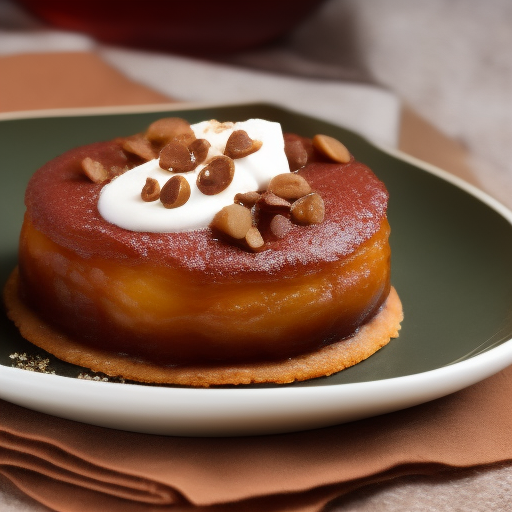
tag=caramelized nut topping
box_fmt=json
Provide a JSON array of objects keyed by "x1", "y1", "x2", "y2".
[
  {"x1": 210, "y1": 203, "x2": 253, "y2": 239},
  {"x1": 267, "y1": 173, "x2": 311, "y2": 200},
  {"x1": 312, "y1": 134, "x2": 351, "y2": 164},
  {"x1": 197, "y1": 156, "x2": 235, "y2": 195},
  {"x1": 82, "y1": 157, "x2": 108, "y2": 183},
  {"x1": 270, "y1": 214, "x2": 293, "y2": 239},
  {"x1": 173, "y1": 132, "x2": 196, "y2": 146},
  {"x1": 206, "y1": 120, "x2": 234, "y2": 134},
  {"x1": 256, "y1": 191, "x2": 291, "y2": 214},
  {"x1": 188, "y1": 138, "x2": 211, "y2": 166},
  {"x1": 290, "y1": 193, "x2": 325, "y2": 225},
  {"x1": 245, "y1": 226, "x2": 265, "y2": 251},
  {"x1": 224, "y1": 130, "x2": 262, "y2": 159},
  {"x1": 141, "y1": 177, "x2": 160, "y2": 202},
  {"x1": 234, "y1": 191, "x2": 261, "y2": 208},
  {"x1": 160, "y1": 175, "x2": 191, "y2": 209},
  {"x1": 145, "y1": 117, "x2": 195, "y2": 146},
  {"x1": 122, "y1": 135, "x2": 157, "y2": 161},
  {"x1": 284, "y1": 138, "x2": 308, "y2": 171},
  {"x1": 159, "y1": 141, "x2": 196, "y2": 173}
]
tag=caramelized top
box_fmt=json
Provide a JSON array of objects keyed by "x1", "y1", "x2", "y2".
[{"x1": 25, "y1": 137, "x2": 389, "y2": 283}]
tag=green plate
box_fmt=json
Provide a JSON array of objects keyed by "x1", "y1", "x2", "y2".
[{"x1": 1, "y1": 103, "x2": 512, "y2": 436}]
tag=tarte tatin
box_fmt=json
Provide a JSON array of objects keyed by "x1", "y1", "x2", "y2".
[{"x1": 4, "y1": 118, "x2": 402, "y2": 386}]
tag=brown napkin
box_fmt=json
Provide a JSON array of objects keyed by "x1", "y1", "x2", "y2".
[
  {"x1": 1, "y1": 366, "x2": 512, "y2": 512},
  {"x1": 1, "y1": 51, "x2": 511, "y2": 511}
]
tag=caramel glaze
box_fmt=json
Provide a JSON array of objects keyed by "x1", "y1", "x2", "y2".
[{"x1": 18, "y1": 137, "x2": 391, "y2": 365}]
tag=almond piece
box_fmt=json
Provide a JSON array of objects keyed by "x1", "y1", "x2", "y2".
[
  {"x1": 210, "y1": 203, "x2": 253, "y2": 239},
  {"x1": 82, "y1": 157, "x2": 108, "y2": 184},
  {"x1": 197, "y1": 156, "x2": 235, "y2": 195},
  {"x1": 224, "y1": 130, "x2": 262, "y2": 159},
  {"x1": 145, "y1": 117, "x2": 195, "y2": 146},
  {"x1": 188, "y1": 138, "x2": 211, "y2": 166},
  {"x1": 290, "y1": 193, "x2": 325, "y2": 225},
  {"x1": 312, "y1": 134, "x2": 351, "y2": 164},
  {"x1": 245, "y1": 226, "x2": 265, "y2": 251},
  {"x1": 122, "y1": 135, "x2": 157, "y2": 161},
  {"x1": 267, "y1": 173, "x2": 311, "y2": 200},
  {"x1": 159, "y1": 141, "x2": 195, "y2": 173},
  {"x1": 160, "y1": 175, "x2": 191, "y2": 209},
  {"x1": 284, "y1": 137, "x2": 308, "y2": 171},
  {"x1": 234, "y1": 191, "x2": 261, "y2": 208},
  {"x1": 141, "y1": 177, "x2": 160, "y2": 202},
  {"x1": 270, "y1": 214, "x2": 293, "y2": 238}
]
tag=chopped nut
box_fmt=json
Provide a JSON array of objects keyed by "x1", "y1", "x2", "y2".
[
  {"x1": 82, "y1": 157, "x2": 108, "y2": 184},
  {"x1": 270, "y1": 214, "x2": 293, "y2": 238},
  {"x1": 160, "y1": 175, "x2": 191, "y2": 208},
  {"x1": 312, "y1": 134, "x2": 351, "y2": 164},
  {"x1": 267, "y1": 173, "x2": 311, "y2": 200},
  {"x1": 197, "y1": 156, "x2": 235, "y2": 195},
  {"x1": 145, "y1": 117, "x2": 195, "y2": 146},
  {"x1": 256, "y1": 191, "x2": 291, "y2": 214},
  {"x1": 224, "y1": 130, "x2": 262, "y2": 159},
  {"x1": 205, "y1": 120, "x2": 234, "y2": 134},
  {"x1": 188, "y1": 138, "x2": 211, "y2": 166},
  {"x1": 284, "y1": 137, "x2": 308, "y2": 171},
  {"x1": 234, "y1": 191, "x2": 261, "y2": 208},
  {"x1": 290, "y1": 193, "x2": 325, "y2": 225},
  {"x1": 122, "y1": 135, "x2": 157, "y2": 161},
  {"x1": 173, "y1": 132, "x2": 196, "y2": 146},
  {"x1": 210, "y1": 203, "x2": 253, "y2": 239},
  {"x1": 159, "y1": 141, "x2": 196, "y2": 173},
  {"x1": 141, "y1": 177, "x2": 160, "y2": 202},
  {"x1": 245, "y1": 226, "x2": 265, "y2": 251}
]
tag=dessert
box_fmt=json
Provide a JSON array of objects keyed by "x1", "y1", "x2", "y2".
[{"x1": 3, "y1": 117, "x2": 403, "y2": 386}]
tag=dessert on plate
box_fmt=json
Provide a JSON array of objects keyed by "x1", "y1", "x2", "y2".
[{"x1": 3, "y1": 117, "x2": 403, "y2": 386}]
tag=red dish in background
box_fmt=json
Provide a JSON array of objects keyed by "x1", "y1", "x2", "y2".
[{"x1": 17, "y1": 0, "x2": 326, "y2": 55}]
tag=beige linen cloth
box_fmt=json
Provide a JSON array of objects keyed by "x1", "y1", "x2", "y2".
[{"x1": 1, "y1": 52, "x2": 511, "y2": 512}]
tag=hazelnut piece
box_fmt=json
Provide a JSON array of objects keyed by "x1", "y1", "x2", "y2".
[
  {"x1": 312, "y1": 134, "x2": 351, "y2": 164},
  {"x1": 159, "y1": 141, "x2": 195, "y2": 173},
  {"x1": 267, "y1": 173, "x2": 311, "y2": 200},
  {"x1": 290, "y1": 193, "x2": 325, "y2": 225},
  {"x1": 224, "y1": 130, "x2": 262, "y2": 159},
  {"x1": 188, "y1": 138, "x2": 211, "y2": 166},
  {"x1": 141, "y1": 177, "x2": 160, "y2": 202},
  {"x1": 234, "y1": 191, "x2": 261, "y2": 208},
  {"x1": 81, "y1": 157, "x2": 108, "y2": 184},
  {"x1": 145, "y1": 117, "x2": 195, "y2": 147},
  {"x1": 210, "y1": 203, "x2": 253, "y2": 239},
  {"x1": 256, "y1": 191, "x2": 291, "y2": 214},
  {"x1": 245, "y1": 226, "x2": 265, "y2": 251},
  {"x1": 284, "y1": 138, "x2": 308, "y2": 171},
  {"x1": 197, "y1": 156, "x2": 235, "y2": 195},
  {"x1": 122, "y1": 135, "x2": 157, "y2": 162},
  {"x1": 160, "y1": 175, "x2": 191, "y2": 209},
  {"x1": 270, "y1": 214, "x2": 293, "y2": 239}
]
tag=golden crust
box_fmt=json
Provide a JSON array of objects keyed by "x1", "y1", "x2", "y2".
[{"x1": 4, "y1": 268, "x2": 403, "y2": 387}]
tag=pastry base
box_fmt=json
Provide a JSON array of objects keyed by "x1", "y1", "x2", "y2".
[{"x1": 4, "y1": 268, "x2": 403, "y2": 387}]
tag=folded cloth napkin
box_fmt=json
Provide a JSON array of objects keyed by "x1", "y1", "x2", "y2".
[
  {"x1": 1, "y1": 366, "x2": 511, "y2": 512},
  {"x1": 1, "y1": 49, "x2": 511, "y2": 511}
]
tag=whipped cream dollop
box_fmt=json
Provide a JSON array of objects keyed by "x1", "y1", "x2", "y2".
[{"x1": 98, "y1": 119, "x2": 290, "y2": 232}]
